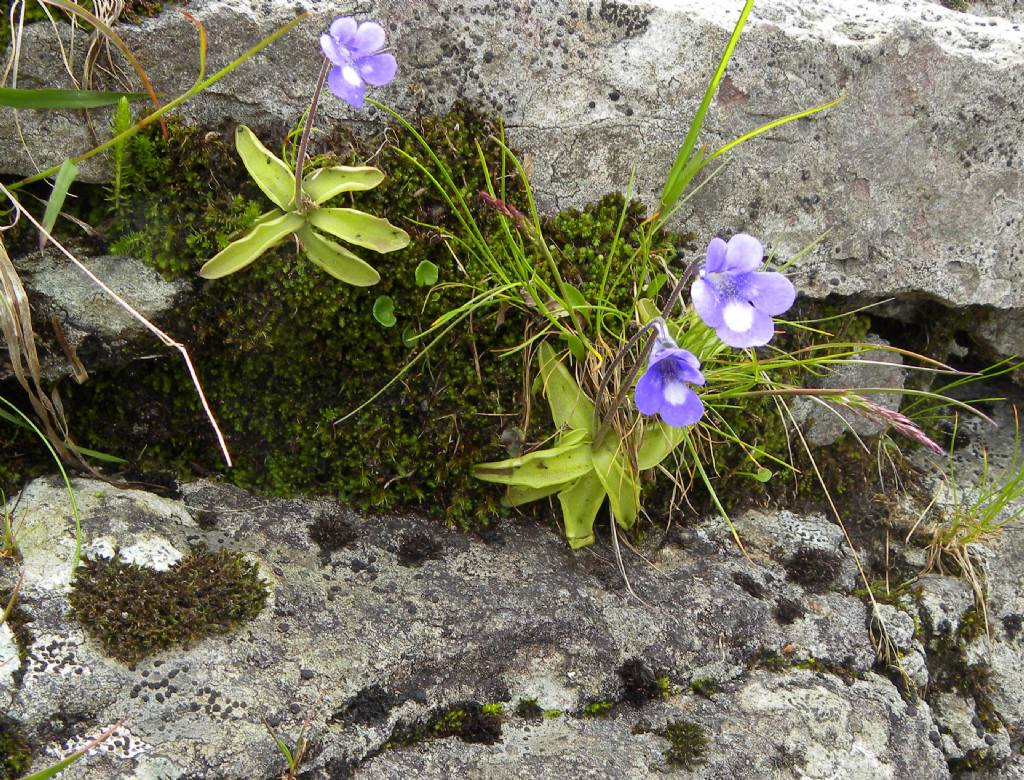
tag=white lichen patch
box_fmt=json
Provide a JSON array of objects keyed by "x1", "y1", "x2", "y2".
[
  {"x1": 0, "y1": 622, "x2": 21, "y2": 689},
  {"x1": 48, "y1": 723, "x2": 150, "y2": 761},
  {"x1": 22, "y1": 632, "x2": 91, "y2": 685},
  {"x1": 84, "y1": 535, "x2": 184, "y2": 571}
]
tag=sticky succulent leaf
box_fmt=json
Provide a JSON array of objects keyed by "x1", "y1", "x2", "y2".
[
  {"x1": 537, "y1": 341, "x2": 594, "y2": 433},
  {"x1": 637, "y1": 421, "x2": 688, "y2": 471},
  {"x1": 199, "y1": 210, "x2": 302, "y2": 279},
  {"x1": 235, "y1": 125, "x2": 295, "y2": 210},
  {"x1": 307, "y1": 207, "x2": 411, "y2": 253},
  {"x1": 503, "y1": 481, "x2": 572, "y2": 507},
  {"x1": 472, "y1": 436, "x2": 593, "y2": 489},
  {"x1": 557, "y1": 472, "x2": 606, "y2": 549},
  {"x1": 297, "y1": 224, "x2": 381, "y2": 286},
  {"x1": 302, "y1": 165, "x2": 385, "y2": 204},
  {"x1": 592, "y1": 437, "x2": 639, "y2": 530}
]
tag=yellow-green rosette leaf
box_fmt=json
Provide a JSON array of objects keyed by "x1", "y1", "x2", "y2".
[
  {"x1": 235, "y1": 125, "x2": 295, "y2": 210},
  {"x1": 307, "y1": 208, "x2": 410, "y2": 253},
  {"x1": 503, "y1": 481, "x2": 572, "y2": 508},
  {"x1": 303, "y1": 166, "x2": 386, "y2": 204},
  {"x1": 537, "y1": 341, "x2": 595, "y2": 433},
  {"x1": 472, "y1": 431, "x2": 593, "y2": 489},
  {"x1": 297, "y1": 224, "x2": 381, "y2": 286},
  {"x1": 592, "y1": 437, "x2": 639, "y2": 530},
  {"x1": 199, "y1": 210, "x2": 301, "y2": 279},
  {"x1": 557, "y1": 472, "x2": 606, "y2": 549},
  {"x1": 637, "y1": 421, "x2": 688, "y2": 471}
]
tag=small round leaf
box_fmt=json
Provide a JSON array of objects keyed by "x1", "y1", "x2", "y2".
[
  {"x1": 415, "y1": 260, "x2": 439, "y2": 286},
  {"x1": 373, "y1": 295, "x2": 397, "y2": 328}
]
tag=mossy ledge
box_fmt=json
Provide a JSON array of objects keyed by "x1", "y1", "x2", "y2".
[
  {"x1": 69, "y1": 547, "x2": 268, "y2": 664},
  {"x1": 0, "y1": 715, "x2": 33, "y2": 780},
  {"x1": 50, "y1": 106, "x2": 687, "y2": 531}
]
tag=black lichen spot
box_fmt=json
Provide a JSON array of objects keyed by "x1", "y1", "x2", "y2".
[
  {"x1": 330, "y1": 684, "x2": 400, "y2": 727},
  {"x1": 784, "y1": 547, "x2": 841, "y2": 592},
  {"x1": 774, "y1": 597, "x2": 806, "y2": 625},
  {"x1": 732, "y1": 571, "x2": 765, "y2": 599},
  {"x1": 394, "y1": 531, "x2": 442, "y2": 567},
  {"x1": 1000, "y1": 614, "x2": 1022, "y2": 641},
  {"x1": 619, "y1": 657, "x2": 662, "y2": 705},
  {"x1": 69, "y1": 548, "x2": 268, "y2": 663},
  {"x1": 660, "y1": 720, "x2": 708, "y2": 770},
  {"x1": 308, "y1": 513, "x2": 358, "y2": 555},
  {"x1": 0, "y1": 715, "x2": 32, "y2": 779},
  {"x1": 387, "y1": 701, "x2": 502, "y2": 747}
]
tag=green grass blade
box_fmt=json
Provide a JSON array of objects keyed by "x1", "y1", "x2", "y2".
[
  {"x1": 658, "y1": 0, "x2": 755, "y2": 216},
  {"x1": 39, "y1": 159, "x2": 78, "y2": 250},
  {"x1": 0, "y1": 87, "x2": 147, "y2": 109}
]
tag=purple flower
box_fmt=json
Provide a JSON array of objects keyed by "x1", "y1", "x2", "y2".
[
  {"x1": 691, "y1": 233, "x2": 796, "y2": 348},
  {"x1": 634, "y1": 320, "x2": 706, "y2": 427},
  {"x1": 320, "y1": 17, "x2": 397, "y2": 109}
]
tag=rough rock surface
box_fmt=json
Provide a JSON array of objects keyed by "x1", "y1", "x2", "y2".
[
  {"x1": 1, "y1": 251, "x2": 189, "y2": 381},
  {"x1": 2, "y1": 0, "x2": 1024, "y2": 320},
  {"x1": 0, "y1": 474, "x2": 961, "y2": 779}
]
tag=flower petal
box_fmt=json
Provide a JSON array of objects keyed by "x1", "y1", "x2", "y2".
[
  {"x1": 716, "y1": 308, "x2": 776, "y2": 348},
  {"x1": 691, "y1": 277, "x2": 724, "y2": 328},
  {"x1": 329, "y1": 17, "x2": 358, "y2": 44},
  {"x1": 735, "y1": 271, "x2": 796, "y2": 316},
  {"x1": 327, "y1": 65, "x2": 366, "y2": 108},
  {"x1": 351, "y1": 21, "x2": 386, "y2": 56},
  {"x1": 660, "y1": 384, "x2": 704, "y2": 427},
  {"x1": 321, "y1": 32, "x2": 350, "y2": 66},
  {"x1": 357, "y1": 52, "x2": 397, "y2": 86},
  {"x1": 705, "y1": 237, "x2": 727, "y2": 273},
  {"x1": 722, "y1": 298, "x2": 755, "y2": 334},
  {"x1": 634, "y1": 365, "x2": 665, "y2": 416},
  {"x1": 724, "y1": 233, "x2": 763, "y2": 273}
]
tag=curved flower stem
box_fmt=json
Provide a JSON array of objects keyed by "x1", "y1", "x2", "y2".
[
  {"x1": 293, "y1": 57, "x2": 331, "y2": 207},
  {"x1": 592, "y1": 258, "x2": 700, "y2": 447}
]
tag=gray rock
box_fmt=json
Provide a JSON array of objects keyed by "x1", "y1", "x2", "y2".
[
  {"x1": 917, "y1": 573, "x2": 976, "y2": 637},
  {"x1": 0, "y1": 477, "x2": 899, "y2": 778},
  {"x1": 932, "y1": 690, "x2": 1011, "y2": 765},
  {"x1": 788, "y1": 334, "x2": 906, "y2": 447},
  {"x1": 360, "y1": 671, "x2": 949, "y2": 780},
  {"x1": 2, "y1": 252, "x2": 189, "y2": 382},
  {"x1": 2, "y1": 0, "x2": 1024, "y2": 321}
]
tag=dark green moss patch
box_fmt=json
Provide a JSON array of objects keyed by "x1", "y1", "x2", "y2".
[
  {"x1": 69, "y1": 548, "x2": 267, "y2": 663},
  {"x1": 386, "y1": 701, "x2": 502, "y2": 748},
  {"x1": 619, "y1": 657, "x2": 668, "y2": 705},
  {"x1": 689, "y1": 677, "x2": 719, "y2": 699},
  {"x1": 731, "y1": 571, "x2": 765, "y2": 599},
  {"x1": 514, "y1": 697, "x2": 543, "y2": 719},
  {"x1": 774, "y1": 597, "x2": 806, "y2": 625},
  {"x1": 659, "y1": 719, "x2": 708, "y2": 771},
  {"x1": 309, "y1": 514, "x2": 358, "y2": 556},
  {"x1": 784, "y1": 547, "x2": 841, "y2": 592},
  {"x1": 0, "y1": 715, "x2": 32, "y2": 780},
  {"x1": 393, "y1": 530, "x2": 442, "y2": 567}
]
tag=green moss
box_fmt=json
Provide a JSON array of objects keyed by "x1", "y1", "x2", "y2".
[
  {"x1": 386, "y1": 701, "x2": 502, "y2": 748},
  {"x1": 0, "y1": 715, "x2": 32, "y2": 780},
  {"x1": 68, "y1": 548, "x2": 267, "y2": 663},
  {"x1": 54, "y1": 106, "x2": 690, "y2": 532},
  {"x1": 660, "y1": 720, "x2": 708, "y2": 771},
  {"x1": 514, "y1": 697, "x2": 542, "y2": 719},
  {"x1": 689, "y1": 677, "x2": 718, "y2": 699},
  {"x1": 582, "y1": 700, "x2": 613, "y2": 718}
]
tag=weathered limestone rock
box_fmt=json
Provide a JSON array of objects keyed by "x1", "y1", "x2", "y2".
[
  {"x1": 2, "y1": 252, "x2": 189, "y2": 381},
  {"x1": 0, "y1": 476, "x2": 939, "y2": 778},
  {"x1": 1, "y1": 0, "x2": 1023, "y2": 321}
]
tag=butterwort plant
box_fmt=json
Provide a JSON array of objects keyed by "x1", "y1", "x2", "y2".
[{"x1": 200, "y1": 16, "x2": 408, "y2": 283}]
